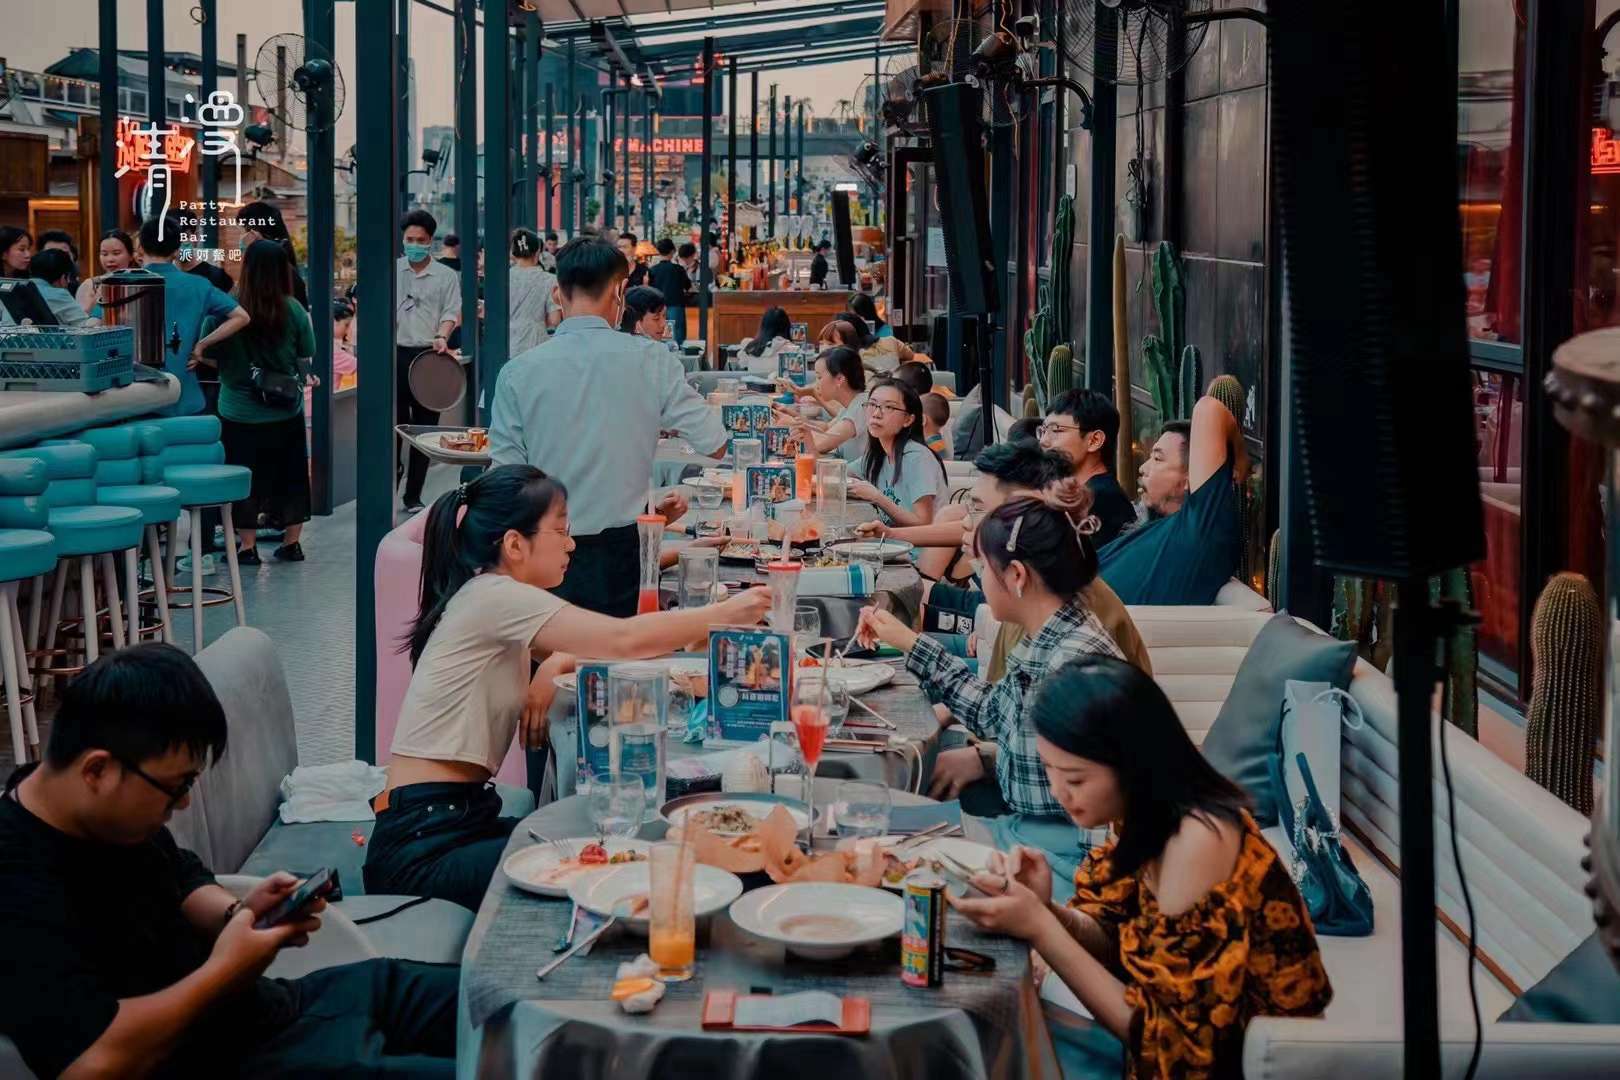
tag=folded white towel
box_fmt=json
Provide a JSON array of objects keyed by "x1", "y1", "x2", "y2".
[{"x1": 278, "y1": 761, "x2": 389, "y2": 823}]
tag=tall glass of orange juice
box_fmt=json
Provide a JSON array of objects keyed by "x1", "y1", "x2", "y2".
[{"x1": 648, "y1": 841, "x2": 697, "y2": 982}]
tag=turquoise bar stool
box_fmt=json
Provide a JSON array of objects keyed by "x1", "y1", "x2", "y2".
[
  {"x1": 49, "y1": 426, "x2": 183, "y2": 645},
  {"x1": 0, "y1": 443, "x2": 143, "y2": 671},
  {"x1": 0, "y1": 458, "x2": 54, "y2": 764},
  {"x1": 132, "y1": 416, "x2": 251, "y2": 653}
]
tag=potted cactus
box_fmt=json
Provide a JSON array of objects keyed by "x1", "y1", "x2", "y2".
[
  {"x1": 1026, "y1": 195, "x2": 1078, "y2": 414},
  {"x1": 1526, "y1": 572, "x2": 1602, "y2": 813}
]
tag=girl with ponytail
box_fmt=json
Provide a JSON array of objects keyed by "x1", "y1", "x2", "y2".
[
  {"x1": 853, "y1": 484, "x2": 1124, "y2": 884},
  {"x1": 366, "y1": 464, "x2": 770, "y2": 909},
  {"x1": 509, "y1": 227, "x2": 561, "y2": 356}
]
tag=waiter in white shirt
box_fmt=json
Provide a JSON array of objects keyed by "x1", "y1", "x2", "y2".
[
  {"x1": 396, "y1": 209, "x2": 462, "y2": 513},
  {"x1": 489, "y1": 238, "x2": 729, "y2": 617}
]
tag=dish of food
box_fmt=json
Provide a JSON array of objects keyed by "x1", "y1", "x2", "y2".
[
  {"x1": 827, "y1": 538, "x2": 915, "y2": 563},
  {"x1": 873, "y1": 837, "x2": 996, "y2": 896},
  {"x1": 439, "y1": 427, "x2": 488, "y2": 452},
  {"x1": 569, "y1": 863, "x2": 744, "y2": 933},
  {"x1": 728, "y1": 883, "x2": 904, "y2": 960},
  {"x1": 502, "y1": 838, "x2": 653, "y2": 897},
  {"x1": 661, "y1": 793, "x2": 813, "y2": 835}
]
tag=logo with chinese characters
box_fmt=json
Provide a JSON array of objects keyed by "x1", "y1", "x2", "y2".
[{"x1": 115, "y1": 90, "x2": 249, "y2": 240}]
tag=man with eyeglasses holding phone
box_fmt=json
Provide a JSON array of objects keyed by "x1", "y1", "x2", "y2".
[
  {"x1": 0, "y1": 645, "x2": 458, "y2": 1078},
  {"x1": 1036, "y1": 389, "x2": 1137, "y2": 547}
]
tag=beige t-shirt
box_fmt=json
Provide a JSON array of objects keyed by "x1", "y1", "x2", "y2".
[{"x1": 392, "y1": 573, "x2": 567, "y2": 774}]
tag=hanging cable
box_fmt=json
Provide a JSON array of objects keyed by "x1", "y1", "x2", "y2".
[{"x1": 1438, "y1": 621, "x2": 1483, "y2": 1080}]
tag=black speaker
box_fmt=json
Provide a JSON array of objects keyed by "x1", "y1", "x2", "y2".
[
  {"x1": 1270, "y1": 4, "x2": 1484, "y2": 580},
  {"x1": 923, "y1": 82, "x2": 997, "y2": 317},
  {"x1": 830, "y1": 192, "x2": 857, "y2": 288}
]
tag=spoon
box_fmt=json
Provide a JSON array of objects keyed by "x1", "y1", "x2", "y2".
[
  {"x1": 554, "y1": 902, "x2": 580, "y2": 953},
  {"x1": 536, "y1": 916, "x2": 617, "y2": 980}
]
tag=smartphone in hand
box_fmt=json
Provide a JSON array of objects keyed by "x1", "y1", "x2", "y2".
[{"x1": 254, "y1": 868, "x2": 340, "y2": 930}]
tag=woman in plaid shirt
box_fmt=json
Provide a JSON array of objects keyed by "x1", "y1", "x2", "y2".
[{"x1": 856, "y1": 490, "x2": 1124, "y2": 883}]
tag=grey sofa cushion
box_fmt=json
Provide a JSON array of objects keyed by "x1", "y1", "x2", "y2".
[
  {"x1": 1200, "y1": 612, "x2": 1355, "y2": 824},
  {"x1": 169, "y1": 627, "x2": 300, "y2": 874},
  {"x1": 238, "y1": 783, "x2": 537, "y2": 894},
  {"x1": 335, "y1": 896, "x2": 478, "y2": 965},
  {"x1": 1500, "y1": 934, "x2": 1620, "y2": 1023}
]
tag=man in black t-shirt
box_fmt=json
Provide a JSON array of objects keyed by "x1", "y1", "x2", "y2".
[
  {"x1": 809, "y1": 238, "x2": 831, "y2": 288},
  {"x1": 0, "y1": 645, "x2": 457, "y2": 1078},
  {"x1": 646, "y1": 237, "x2": 693, "y2": 345},
  {"x1": 1040, "y1": 388, "x2": 1138, "y2": 546}
]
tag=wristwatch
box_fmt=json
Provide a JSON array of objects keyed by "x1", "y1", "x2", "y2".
[{"x1": 974, "y1": 741, "x2": 997, "y2": 772}]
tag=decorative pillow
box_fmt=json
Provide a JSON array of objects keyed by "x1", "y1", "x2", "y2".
[
  {"x1": 1200, "y1": 613, "x2": 1356, "y2": 824},
  {"x1": 1501, "y1": 934, "x2": 1620, "y2": 1023}
]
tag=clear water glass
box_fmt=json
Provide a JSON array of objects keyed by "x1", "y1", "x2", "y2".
[
  {"x1": 795, "y1": 670, "x2": 848, "y2": 735},
  {"x1": 793, "y1": 603, "x2": 821, "y2": 652},
  {"x1": 668, "y1": 677, "x2": 696, "y2": 739},
  {"x1": 837, "y1": 780, "x2": 892, "y2": 839},
  {"x1": 589, "y1": 771, "x2": 647, "y2": 840}
]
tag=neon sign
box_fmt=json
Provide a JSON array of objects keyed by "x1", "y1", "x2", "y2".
[
  {"x1": 1595, "y1": 128, "x2": 1620, "y2": 176},
  {"x1": 611, "y1": 136, "x2": 705, "y2": 156},
  {"x1": 114, "y1": 117, "x2": 194, "y2": 176}
]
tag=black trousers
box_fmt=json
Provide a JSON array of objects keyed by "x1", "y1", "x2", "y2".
[
  {"x1": 395, "y1": 345, "x2": 439, "y2": 506},
  {"x1": 234, "y1": 959, "x2": 457, "y2": 1078},
  {"x1": 551, "y1": 523, "x2": 639, "y2": 618},
  {"x1": 668, "y1": 305, "x2": 687, "y2": 344},
  {"x1": 363, "y1": 782, "x2": 518, "y2": 912}
]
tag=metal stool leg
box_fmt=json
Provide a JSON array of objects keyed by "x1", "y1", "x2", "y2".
[
  {"x1": 219, "y1": 504, "x2": 247, "y2": 627},
  {"x1": 145, "y1": 526, "x2": 173, "y2": 645},
  {"x1": 164, "y1": 517, "x2": 179, "y2": 596},
  {"x1": 189, "y1": 508, "x2": 205, "y2": 653},
  {"x1": 26, "y1": 575, "x2": 44, "y2": 659},
  {"x1": 42, "y1": 563, "x2": 68, "y2": 663},
  {"x1": 0, "y1": 585, "x2": 27, "y2": 764},
  {"x1": 124, "y1": 548, "x2": 140, "y2": 645},
  {"x1": 7, "y1": 585, "x2": 38, "y2": 754},
  {"x1": 100, "y1": 554, "x2": 126, "y2": 650},
  {"x1": 78, "y1": 558, "x2": 99, "y2": 665}
]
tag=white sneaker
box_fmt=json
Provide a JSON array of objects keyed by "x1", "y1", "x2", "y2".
[{"x1": 176, "y1": 554, "x2": 216, "y2": 578}]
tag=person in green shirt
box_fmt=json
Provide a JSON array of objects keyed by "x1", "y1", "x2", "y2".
[{"x1": 198, "y1": 240, "x2": 317, "y2": 565}]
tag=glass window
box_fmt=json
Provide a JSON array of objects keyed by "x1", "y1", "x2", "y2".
[
  {"x1": 129, "y1": 89, "x2": 147, "y2": 116},
  {"x1": 1590, "y1": 2, "x2": 1620, "y2": 333},
  {"x1": 1470, "y1": 370, "x2": 1524, "y2": 677},
  {"x1": 1457, "y1": 0, "x2": 1526, "y2": 344},
  {"x1": 66, "y1": 81, "x2": 87, "y2": 106}
]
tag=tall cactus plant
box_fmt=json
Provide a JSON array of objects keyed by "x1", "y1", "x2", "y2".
[
  {"x1": 1178, "y1": 345, "x2": 1202, "y2": 420},
  {"x1": 1526, "y1": 572, "x2": 1603, "y2": 814},
  {"x1": 1027, "y1": 195, "x2": 1077, "y2": 413},
  {"x1": 1209, "y1": 373, "x2": 1245, "y2": 423},
  {"x1": 1141, "y1": 241, "x2": 1189, "y2": 421}
]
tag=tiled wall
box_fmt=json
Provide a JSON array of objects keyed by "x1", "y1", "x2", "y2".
[{"x1": 1064, "y1": 1, "x2": 1270, "y2": 460}]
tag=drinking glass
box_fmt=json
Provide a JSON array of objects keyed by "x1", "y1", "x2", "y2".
[
  {"x1": 764, "y1": 561, "x2": 802, "y2": 633},
  {"x1": 588, "y1": 771, "x2": 647, "y2": 841},
  {"x1": 793, "y1": 603, "x2": 821, "y2": 654},
  {"x1": 636, "y1": 514, "x2": 666, "y2": 615},
  {"x1": 648, "y1": 841, "x2": 697, "y2": 982},
  {"x1": 837, "y1": 780, "x2": 892, "y2": 840},
  {"x1": 668, "y1": 677, "x2": 696, "y2": 739},
  {"x1": 791, "y1": 676, "x2": 833, "y2": 844},
  {"x1": 677, "y1": 548, "x2": 720, "y2": 609}
]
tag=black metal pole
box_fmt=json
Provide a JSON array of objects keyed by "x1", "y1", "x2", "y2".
[
  {"x1": 796, "y1": 101, "x2": 805, "y2": 217},
  {"x1": 782, "y1": 95, "x2": 792, "y2": 220},
  {"x1": 526, "y1": 12, "x2": 541, "y2": 231},
  {"x1": 455, "y1": 0, "x2": 479, "y2": 424},
  {"x1": 565, "y1": 38, "x2": 576, "y2": 233},
  {"x1": 750, "y1": 72, "x2": 760, "y2": 207},
  {"x1": 484, "y1": 0, "x2": 511, "y2": 401},
  {"x1": 354, "y1": 0, "x2": 400, "y2": 761},
  {"x1": 699, "y1": 37, "x2": 715, "y2": 347},
  {"x1": 305, "y1": 0, "x2": 335, "y2": 515},
  {"x1": 767, "y1": 84, "x2": 777, "y2": 237},
  {"x1": 602, "y1": 89, "x2": 616, "y2": 232},
  {"x1": 727, "y1": 57, "x2": 738, "y2": 259},
  {"x1": 871, "y1": 43, "x2": 881, "y2": 221},
  {"x1": 199, "y1": 0, "x2": 219, "y2": 246},
  {"x1": 544, "y1": 83, "x2": 554, "y2": 236},
  {"x1": 1084, "y1": 0, "x2": 1118, "y2": 395},
  {"x1": 643, "y1": 91, "x2": 653, "y2": 238},
  {"x1": 146, "y1": 0, "x2": 165, "y2": 128},
  {"x1": 396, "y1": 0, "x2": 411, "y2": 218},
  {"x1": 576, "y1": 93, "x2": 588, "y2": 232},
  {"x1": 98, "y1": 0, "x2": 118, "y2": 235},
  {"x1": 621, "y1": 77, "x2": 632, "y2": 235}
]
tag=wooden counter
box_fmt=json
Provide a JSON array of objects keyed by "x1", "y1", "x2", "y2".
[{"x1": 705, "y1": 289, "x2": 853, "y2": 364}]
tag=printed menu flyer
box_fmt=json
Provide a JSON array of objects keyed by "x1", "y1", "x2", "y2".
[
  {"x1": 707, "y1": 629, "x2": 790, "y2": 744},
  {"x1": 762, "y1": 426, "x2": 797, "y2": 459},
  {"x1": 722, "y1": 404, "x2": 774, "y2": 437},
  {"x1": 575, "y1": 663, "x2": 612, "y2": 780},
  {"x1": 778, "y1": 348, "x2": 812, "y2": 385},
  {"x1": 745, "y1": 464, "x2": 796, "y2": 507}
]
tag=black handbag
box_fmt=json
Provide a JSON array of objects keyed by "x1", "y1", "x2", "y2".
[{"x1": 249, "y1": 364, "x2": 303, "y2": 409}]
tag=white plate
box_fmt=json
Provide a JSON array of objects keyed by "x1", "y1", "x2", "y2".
[
  {"x1": 828, "y1": 538, "x2": 915, "y2": 563},
  {"x1": 501, "y1": 838, "x2": 652, "y2": 898},
  {"x1": 664, "y1": 797, "x2": 812, "y2": 836},
  {"x1": 873, "y1": 837, "x2": 998, "y2": 895},
  {"x1": 821, "y1": 663, "x2": 894, "y2": 696},
  {"x1": 728, "y1": 883, "x2": 904, "y2": 960},
  {"x1": 568, "y1": 862, "x2": 744, "y2": 935}
]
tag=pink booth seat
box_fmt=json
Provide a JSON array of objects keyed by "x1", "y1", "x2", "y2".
[{"x1": 373, "y1": 510, "x2": 528, "y2": 786}]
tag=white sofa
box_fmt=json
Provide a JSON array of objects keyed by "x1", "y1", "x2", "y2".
[{"x1": 1126, "y1": 606, "x2": 1615, "y2": 1078}]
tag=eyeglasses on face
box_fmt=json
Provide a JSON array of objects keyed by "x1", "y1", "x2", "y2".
[
  {"x1": 863, "y1": 400, "x2": 909, "y2": 417},
  {"x1": 1037, "y1": 421, "x2": 1081, "y2": 438},
  {"x1": 116, "y1": 756, "x2": 198, "y2": 808}
]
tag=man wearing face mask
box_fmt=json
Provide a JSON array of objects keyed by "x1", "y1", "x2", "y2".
[
  {"x1": 488, "y1": 237, "x2": 727, "y2": 616},
  {"x1": 396, "y1": 210, "x2": 462, "y2": 513}
]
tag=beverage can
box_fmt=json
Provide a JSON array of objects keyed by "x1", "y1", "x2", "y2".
[{"x1": 900, "y1": 870, "x2": 945, "y2": 988}]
